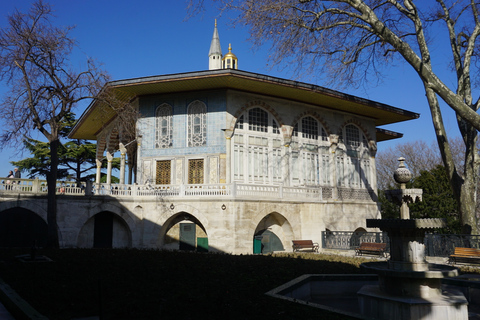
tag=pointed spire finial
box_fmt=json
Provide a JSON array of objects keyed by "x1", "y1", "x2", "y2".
[{"x1": 209, "y1": 19, "x2": 222, "y2": 70}]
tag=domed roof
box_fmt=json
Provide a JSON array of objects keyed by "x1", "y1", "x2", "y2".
[{"x1": 223, "y1": 43, "x2": 237, "y2": 60}]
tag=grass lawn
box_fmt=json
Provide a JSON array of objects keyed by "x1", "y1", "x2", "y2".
[{"x1": 0, "y1": 248, "x2": 424, "y2": 319}]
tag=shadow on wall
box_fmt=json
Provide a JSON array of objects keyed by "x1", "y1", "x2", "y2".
[{"x1": 0, "y1": 198, "x2": 292, "y2": 254}]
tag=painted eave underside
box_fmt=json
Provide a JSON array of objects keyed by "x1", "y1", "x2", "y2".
[{"x1": 70, "y1": 69, "x2": 419, "y2": 142}]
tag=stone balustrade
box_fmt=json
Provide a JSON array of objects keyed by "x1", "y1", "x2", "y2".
[{"x1": 0, "y1": 178, "x2": 376, "y2": 202}]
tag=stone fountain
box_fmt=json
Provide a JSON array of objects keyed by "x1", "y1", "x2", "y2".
[{"x1": 358, "y1": 157, "x2": 468, "y2": 319}]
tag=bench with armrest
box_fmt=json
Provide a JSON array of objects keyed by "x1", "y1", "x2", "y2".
[
  {"x1": 449, "y1": 247, "x2": 480, "y2": 265},
  {"x1": 355, "y1": 242, "x2": 388, "y2": 258},
  {"x1": 292, "y1": 240, "x2": 319, "y2": 253}
]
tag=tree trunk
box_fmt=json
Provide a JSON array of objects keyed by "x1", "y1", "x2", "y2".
[
  {"x1": 46, "y1": 138, "x2": 60, "y2": 248},
  {"x1": 425, "y1": 85, "x2": 478, "y2": 234},
  {"x1": 458, "y1": 122, "x2": 479, "y2": 235}
]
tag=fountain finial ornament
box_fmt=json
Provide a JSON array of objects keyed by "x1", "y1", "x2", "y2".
[
  {"x1": 385, "y1": 157, "x2": 422, "y2": 219},
  {"x1": 393, "y1": 157, "x2": 412, "y2": 185}
]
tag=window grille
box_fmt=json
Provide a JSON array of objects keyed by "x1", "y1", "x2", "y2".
[
  {"x1": 188, "y1": 159, "x2": 204, "y2": 184},
  {"x1": 272, "y1": 119, "x2": 280, "y2": 134},
  {"x1": 155, "y1": 104, "x2": 173, "y2": 148},
  {"x1": 156, "y1": 160, "x2": 171, "y2": 184},
  {"x1": 235, "y1": 115, "x2": 244, "y2": 130},
  {"x1": 302, "y1": 116, "x2": 318, "y2": 140},
  {"x1": 345, "y1": 124, "x2": 360, "y2": 148},
  {"x1": 290, "y1": 116, "x2": 329, "y2": 186},
  {"x1": 248, "y1": 108, "x2": 268, "y2": 132},
  {"x1": 321, "y1": 128, "x2": 328, "y2": 141},
  {"x1": 188, "y1": 101, "x2": 207, "y2": 147},
  {"x1": 293, "y1": 122, "x2": 299, "y2": 137}
]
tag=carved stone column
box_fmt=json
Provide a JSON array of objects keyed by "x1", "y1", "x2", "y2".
[
  {"x1": 136, "y1": 135, "x2": 142, "y2": 184},
  {"x1": 119, "y1": 142, "x2": 127, "y2": 185},
  {"x1": 106, "y1": 151, "x2": 113, "y2": 185},
  {"x1": 95, "y1": 159, "x2": 102, "y2": 184},
  {"x1": 223, "y1": 129, "x2": 233, "y2": 184}
]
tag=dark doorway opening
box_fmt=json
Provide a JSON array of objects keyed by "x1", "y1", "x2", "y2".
[
  {"x1": 0, "y1": 207, "x2": 48, "y2": 247},
  {"x1": 94, "y1": 212, "x2": 114, "y2": 248}
]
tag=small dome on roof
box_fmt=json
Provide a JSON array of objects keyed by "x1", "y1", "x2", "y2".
[{"x1": 222, "y1": 44, "x2": 238, "y2": 69}]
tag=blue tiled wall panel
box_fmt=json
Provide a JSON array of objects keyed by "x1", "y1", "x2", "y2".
[{"x1": 138, "y1": 90, "x2": 228, "y2": 157}]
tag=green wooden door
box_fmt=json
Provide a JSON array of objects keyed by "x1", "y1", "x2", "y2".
[
  {"x1": 254, "y1": 230, "x2": 284, "y2": 254},
  {"x1": 179, "y1": 223, "x2": 196, "y2": 251},
  {"x1": 197, "y1": 237, "x2": 208, "y2": 252},
  {"x1": 253, "y1": 236, "x2": 263, "y2": 254}
]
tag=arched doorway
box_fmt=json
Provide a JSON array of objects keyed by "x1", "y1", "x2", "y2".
[
  {"x1": 0, "y1": 207, "x2": 48, "y2": 247},
  {"x1": 77, "y1": 211, "x2": 131, "y2": 248},
  {"x1": 253, "y1": 229, "x2": 284, "y2": 254},
  {"x1": 350, "y1": 227, "x2": 367, "y2": 249},
  {"x1": 253, "y1": 213, "x2": 293, "y2": 254},
  {"x1": 161, "y1": 212, "x2": 208, "y2": 252}
]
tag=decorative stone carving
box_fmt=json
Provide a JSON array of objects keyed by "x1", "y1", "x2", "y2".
[{"x1": 393, "y1": 157, "x2": 412, "y2": 184}]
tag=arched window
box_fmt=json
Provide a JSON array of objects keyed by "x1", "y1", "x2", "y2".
[
  {"x1": 233, "y1": 107, "x2": 282, "y2": 184},
  {"x1": 336, "y1": 124, "x2": 371, "y2": 188},
  {"x1": 187, "y1": 101, "x2": 207, "y2": 147},
  {"x1": 155, "y1": 104, "x2": 173, "y2": 148},
  {"x1": 290, "y1": 116, "x2": 330, "y2": 186},
  {"x1": 248, "y1": 108, "x2": 268, "y2": 132}
]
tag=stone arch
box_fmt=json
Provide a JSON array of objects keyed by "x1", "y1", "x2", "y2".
[
  {"x1": 250, "y1": 211, "x2": 296, "y2": 254},
  {"x1": 74, "y1": 202, "x2": 136, "y2": 248},
  {"x1": 77, "y1": 210, "x2": 132, "y2": 248},
  {"x1": 228, "y1": 101, "x2": 285, "y2": 136},
  {"x1": 152, "y1": 203, "x2": 209, "y2": 249},
  {"x1": 289, "y1": 111, "x2": 331, "y2": 139},
  {"x1": 106, "y1": 127, "x2": 120, "y2": 153},
  {"x1": 96, "y1": 134, "x2": 107, "y2": 159},
  {"x1": 0, "y1": 206, "x2": 48, "y2": 247},
  {"x1": 337, "y1": 119, "x2": 372, "y2": 143},
  {"x1": 0, "y1": 200, "x2": 48, "y2": 222},
  {"x1": 350, "y1": 227, "x2": 368, "y2": 249},
  {"x1": 157, "y1": 210, "x2": 209, "y2": 251}
]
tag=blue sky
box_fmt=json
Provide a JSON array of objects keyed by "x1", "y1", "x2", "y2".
[{"x1": 0, "y1": 0, "x2": 461, "y2": 177}]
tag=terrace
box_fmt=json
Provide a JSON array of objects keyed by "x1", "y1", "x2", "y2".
[{"x1": 0, "y1": 178, "x2": 376, "y2": 202}]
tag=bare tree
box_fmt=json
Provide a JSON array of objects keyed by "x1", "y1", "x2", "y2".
[
  {"x1": 93, "y1": 86, "x2": 140, "y2": 184},
  {"x1": 0, "y1": 1, "x2": 108, "y2": 247},
  {"x1": 376, "y1": 140, "x2": 442, "y2": 190},
  {"x1": 192, "y1": 0, "x2": 480, "y2": 233}
]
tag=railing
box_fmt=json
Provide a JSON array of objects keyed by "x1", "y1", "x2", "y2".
[
  {"x1": 322, "y1": 231, "x2": 389, "y2": 250},
  {"x1": 321, "y1": 232, "x2": 480, "y2": 257},
  {"x1": 425, "y1": 234, "x2": 480, "y2": 257},
  {"x1": 0, "y1": 178, "x2": 87, "y2": 195},
  {"x1": 0, "y1": 178, "x2": 377, "y2": 203}
]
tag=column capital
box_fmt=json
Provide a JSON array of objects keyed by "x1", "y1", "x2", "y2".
[
  {"x1": 119, "y1": 142, "x2": 127, "y2": 155},
  {"x1": 223, "y1": 129, "x2": 233, "y2": 139}
]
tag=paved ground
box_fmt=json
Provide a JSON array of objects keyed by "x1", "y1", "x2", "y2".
[{"x1": 0, "y1": 302, "x2": 15, "y2": 320}]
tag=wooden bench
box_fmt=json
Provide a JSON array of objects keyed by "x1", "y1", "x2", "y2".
[
  {"x1": 449, "y1": 247, "x2": 480, "y2": 265},
  {"x1": 292, "y1": 240, "x2": 319, "y2": 253},
  {"x1": 355, "y1": 242, "x2": 388, "y2": 258}
]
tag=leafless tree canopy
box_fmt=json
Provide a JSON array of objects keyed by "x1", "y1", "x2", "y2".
[
  {"x1": 195, "y1": 0, "x2": 480, "y2": 125},
  {"x1": 0, "y1": 0, "x2": 109, "y2": 247},
  {"x1": 0, "y1": 0, "x2": 108, "y2": 146},
  {"x1": 191, "y1": 0, "x2": 480, "y2": 233}
]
